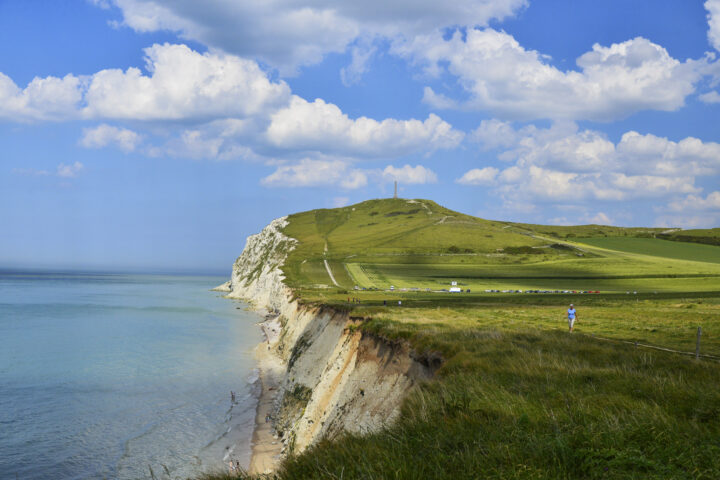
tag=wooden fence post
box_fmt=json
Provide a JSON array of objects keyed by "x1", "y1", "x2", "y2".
[{"x1": 696, "y1": 326, "x2": 702, "y2": 360}]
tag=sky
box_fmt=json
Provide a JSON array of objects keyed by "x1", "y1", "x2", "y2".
[{"x1": 1, "y1": 0, "x2": 720, "y2": 273}]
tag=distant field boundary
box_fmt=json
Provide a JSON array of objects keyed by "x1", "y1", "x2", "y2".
[
  {"x1": 582, "y1": 333, "x2": 720, "y2": 362},
  {"x1": 357, "y1": 271, "x2": 720, "y2": 280}
]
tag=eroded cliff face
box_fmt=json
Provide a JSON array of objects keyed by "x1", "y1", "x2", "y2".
[
  {"x1": 216, "y1": 216, "x2": 296, "y2": 314},
  {"x1": 270, "y1": 307, "x2": 438, "y2": 454},
  {"x1": 219, "y1": 216, "x2": 439, "y2": 459}
]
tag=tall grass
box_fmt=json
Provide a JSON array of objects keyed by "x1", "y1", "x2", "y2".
[
  {"x1": 276, "y1": 328, "x2": 720, "y2": 479},
  {"x1": 203, "y1": 296, "x2": 720, "y2": 480}
]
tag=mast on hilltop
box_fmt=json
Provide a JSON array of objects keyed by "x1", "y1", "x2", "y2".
[{"x1": 393, "y1": 181, "x2": 398, "y2": 199}]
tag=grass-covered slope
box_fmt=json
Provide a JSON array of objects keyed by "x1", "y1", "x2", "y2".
[
  {"x1": 278, "y1": 316, "x2": 720, "y2": 479},
  {"x1": 281, "y1": 198, "x2": 556, "y2": 288},
  {"x1": 503, "y1": 221, "x2": 665, "y2": 239},
  {"x1": 658, "y1": 228, "x2": 720, "y2": 247},
  {"x1": 278, "y1": 198, "x2": 720, "y2": 293},
  {"x1": 223, "y1": 294, "x2": 720, "y2": 480}
]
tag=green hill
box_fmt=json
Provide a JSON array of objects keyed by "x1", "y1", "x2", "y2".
[
  {"x1": 502, "y1": 221, "x2": 664, "y2": 239},
  {"x1": 279, "y1": 198, "x2": 720, "y2": 294}
]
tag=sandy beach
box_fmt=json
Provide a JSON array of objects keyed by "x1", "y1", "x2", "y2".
[{"x1": 248, "y1": 316, "x2": 285, "y2": 475}]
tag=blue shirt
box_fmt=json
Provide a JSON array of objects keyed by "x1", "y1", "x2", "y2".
[{"x1": 568, "y1": 308, "x2": 576, "y2": 319}]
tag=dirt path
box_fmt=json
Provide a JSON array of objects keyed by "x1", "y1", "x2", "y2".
[{"x1": 323, "y1": 241, "x2": 340, "y2": 287}]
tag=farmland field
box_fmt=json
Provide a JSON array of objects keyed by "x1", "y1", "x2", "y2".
[
  {"x1": 576, "y1": 237, "x2": 720, "y2": 263},
  {"x1": 279, "y1": 198, "x2": 720, "y2": 295},
  {"x1": 346, "y1": 262, "x2": 720, "y2": 292},
  {"x1": 342, "y1": 246, "x2": 720, "y2": 293}
]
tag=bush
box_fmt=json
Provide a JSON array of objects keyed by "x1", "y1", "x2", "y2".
[{"x1": 503, "y1": 246, "x2": 542, "y2": 255}]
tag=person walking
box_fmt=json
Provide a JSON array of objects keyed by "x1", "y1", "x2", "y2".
[{"x1": 567, "y1": 304, "x2": 577, "y2": 332}]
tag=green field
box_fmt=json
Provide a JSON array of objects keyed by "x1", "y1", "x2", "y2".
[
  {"x1": 220, "y1": 293, "x2": 720, "y2": 480},
  {"x1": 576, "y1": 237, "x2": 720, "y2": 264},
  {"x1": 278, "y1": 198, "x2": 720, "y2": 295},
  {"x1": 347, "y1": 261, "x2": 720, "y2": 293}
]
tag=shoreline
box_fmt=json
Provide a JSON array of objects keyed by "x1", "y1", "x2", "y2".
[{"x1": 247, "y1": 314, "x2": 285, "y2": 475}]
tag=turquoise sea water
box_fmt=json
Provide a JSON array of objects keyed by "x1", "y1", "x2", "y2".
[{"x1": 0, "y1": 272, "x2": 262, "y2": 479}]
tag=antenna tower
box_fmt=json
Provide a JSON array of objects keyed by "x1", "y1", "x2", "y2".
[{"x1": 393, "y1": 181, "x2": 398, "y2": 199}]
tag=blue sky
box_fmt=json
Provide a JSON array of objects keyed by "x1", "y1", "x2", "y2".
[{"x1": 1, "y1": 0, "x2": 720, "y2": 273}]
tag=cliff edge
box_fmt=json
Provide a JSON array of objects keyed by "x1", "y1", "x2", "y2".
[
  {"x1": 215, "y1": 216, "x2": 296, "y2": 314},
  {"x1": 218, "y1": 215, "x2": 437, "y2": 473}
]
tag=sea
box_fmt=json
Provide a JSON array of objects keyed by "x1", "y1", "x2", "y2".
[{"x1": 0, "y1": 272, "x2": 263, "y2": 480}]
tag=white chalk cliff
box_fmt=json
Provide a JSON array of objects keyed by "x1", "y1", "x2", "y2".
[
  {"x1": 218, "y1": 215, "x2": 439, "y2": 463},
  {"x1": 216, "y1": 216, "x2": 296, "y2": 313}
]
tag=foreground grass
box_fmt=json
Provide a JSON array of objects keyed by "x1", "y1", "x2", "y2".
[
  {"x1": 277, "y1": 329, "x2": 720, "y2": 479},
  {"x1": 355, "y1": 295, "x2": 720, "y2": 357},
  {"x1": 304, "y1": 291, "x2": 720, "y2": 357},
  {"x1": 206, "y1": 295, "x2": 720, "y2": 480}
]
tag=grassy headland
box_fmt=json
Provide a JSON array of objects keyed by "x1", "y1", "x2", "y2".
[
  {"x1": 215, "y1": 199, "x2": 720, "y2": 479},
  {"x1": 280, "y1": 198, "x2": 720, "y2": 294}
]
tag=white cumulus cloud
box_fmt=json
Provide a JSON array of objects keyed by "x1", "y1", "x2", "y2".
[
  {"x1": 266, "y1": 96, "x2": 463, "y2": 157},
  {"x1": 0, "y1": 42, "x2": 465, "y2": 166},
  {"x1": 0, "y1": 44, "x2": 290, "y2": 123},
  {"x1": 80, "y1": 124, "x2": 142, "y2": 152},
  {"x1": 667, "y1": 191, "x2": 720, "y2": 212},
  {"x1": 459, "y1": 120, "x2": 718, "y2": 214},
  {"x1": 84, "y1": 44, "x2": 290, "y2": 121},
  {"x1": 340, "y1": 41, "x2": 378, "y2": 86},
  {"x1": 470, "y1": 119, "x2": 521, "y2": 150},
  {"x1": 396, "y1": 30, "x2": 707, "y2": 121},
  {"x1": 382, "y1": 164, "x2": 438, "y2": 184},
  {"x1": 261, "y1": 158, "x2": 368, "y2": 189},
  {"x1": 95, "y1": 0, "x2": 527, "y2": 73},
  {"x1": 472, "y1": 121, "x2": 616, "y2": 173},
  {"x1": 707, "y1": 0, "x2": 720, "y2": 51},
  {"x1": 56, "y1": 162, "x2": 84, "y2": 178},
  {"x1": 456, "y1": 167, "x2": 499, "y2": 185},
  {"x1": 699, "y1": 90, "x2": 720, "y2": 103},
  {"x1": 0, "y1": 73, "x2": 83, "y2": 122},
  {"x1": 262, "y1": 160, "x2": 440, "y2": 189},
  {"x1": 655, "y1": 189, "x2": 720, "y2": 228},
  {"x1": 617, "y1": 131, "x2": 720, "y2": 176}
]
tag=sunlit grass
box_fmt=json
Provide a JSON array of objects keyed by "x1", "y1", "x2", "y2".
[
  {"x1": 274, "y1": 308, "x2": 720, "y2": 479},
  {"x1": 204, "y1": 295, "x2": 720, "y2": 480}
]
